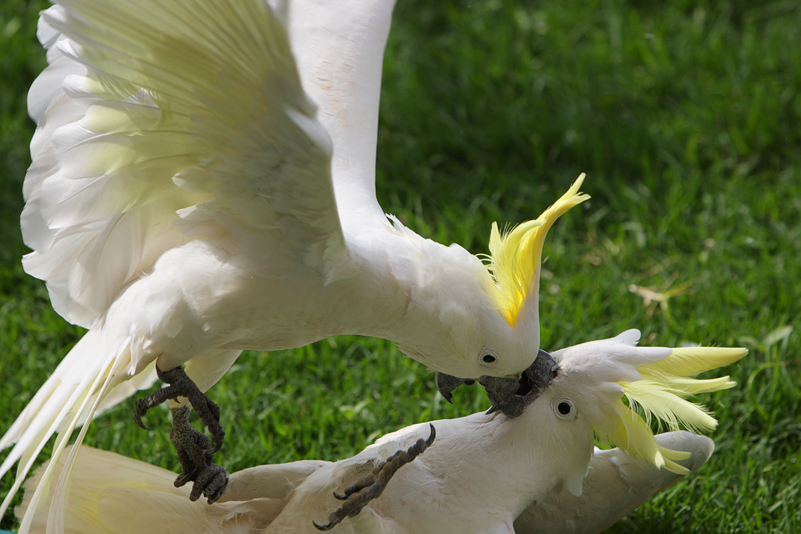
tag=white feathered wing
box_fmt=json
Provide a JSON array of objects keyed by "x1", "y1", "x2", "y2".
[{"x1": 22, "y1": 0, "x2": 342, "y2": 327}]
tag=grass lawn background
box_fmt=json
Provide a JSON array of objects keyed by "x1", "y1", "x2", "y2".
[{"x1": 1, "y1": 0, "x2": 799, "y2": 532}]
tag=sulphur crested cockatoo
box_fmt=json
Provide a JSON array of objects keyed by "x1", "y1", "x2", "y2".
[
  {"x1": 1, "y1": 0, "x2": 588, "y2": 526},
  {"x1": 17, "y1": 433, "x2": 713, "y2": 534},
  {"x1": 17, "y1": 331, "x2": 744, "y2": 533}
]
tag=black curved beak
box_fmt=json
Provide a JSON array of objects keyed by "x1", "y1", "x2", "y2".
[
  {"x1": 435, "y1": 349, "x2": 559, "y2": 418},
  {"x1": 435, "y1": 373, "x2": 475, "y2": 403}
]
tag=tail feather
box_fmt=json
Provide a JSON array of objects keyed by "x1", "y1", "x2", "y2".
[
  {"x1": 39, "y1": 359, "x2": 121, "y2": 534},
  {"x1": 0, "y1": 328, "x2": 135, "y2": 533},
  {"x1": 0, "y1": 382, "x2": 59, "y2": 453},
  {"x1": 92, "y1": 361, "x2": 157, "y2": 420}
]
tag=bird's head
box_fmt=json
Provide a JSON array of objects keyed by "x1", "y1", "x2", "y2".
[
  {"x1": 432, "y1": 175, "x2": 588, "y2": 401},
  {"x1": 515, "y1": 329, "x2": 746, "y2": 495}
]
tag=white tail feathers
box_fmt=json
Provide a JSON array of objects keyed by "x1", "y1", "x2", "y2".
[{"x1": 0, "y1": 327, "x2": 137, "y2": 533}]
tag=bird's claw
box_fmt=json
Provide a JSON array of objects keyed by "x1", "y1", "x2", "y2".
[
  {"x1": 134, "y1": 365, "x2": 225, "y2": 448},
  {"x1": 187, "y1": 462, "x2": 228, "y2": 504},
  {"x1": 313, "y1": 424, "x2": 436, "y2": 531},
  {"x1": 133, "y1": 400, "x2": 152, "y2": 430},
  {"x1": 174, "y1": 467, "x2": 198, "y2": 488},
  {"x1": 170, "y1": 405, "x2": 229, "y2": 503}
]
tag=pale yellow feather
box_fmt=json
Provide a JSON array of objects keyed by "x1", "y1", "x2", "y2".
[
  {"x1": 623, "y1": 381, "x2": 719, "y2": 433},
  {"x1": 638, "y1": 374, "x2": 736, "y2": 395},
  {"x1": 638, "y1": 347, "x2": 747, "y2": 377},
  {"x1": 487, "y1": 174, "x2": 590, "y2": 325},
  {"x1": 594, "y1": 345, "x2": 746, "y2": 474}
]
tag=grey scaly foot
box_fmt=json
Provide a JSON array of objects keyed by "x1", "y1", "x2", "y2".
[
  {"x1": 134, "y1": 365, "x2": 225, "y2": 449},
  {"x1": 170, "y1": 406, "x2": 229, "y2": 503},
  {"x1": 313, "y1": 424, "x2": 436, "y2": 531},
  {"x1": 133, "y1": 365, "x2": 228, "y2": 503}
]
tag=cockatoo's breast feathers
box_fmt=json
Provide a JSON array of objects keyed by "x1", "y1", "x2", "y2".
[
  {"x1": 485, "y1": 175, "x2": 590, "y2": 327},
  {"x1": 550, "y1": 331, "x2": 746, "y2": 474}
]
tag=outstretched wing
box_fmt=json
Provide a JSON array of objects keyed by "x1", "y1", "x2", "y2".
[
  {"x1": 286, "y1": 0, "x2": 397, "y2": 223},
  {"x1": 23, "y1": 0, "x2": 346, "y2": 328}
]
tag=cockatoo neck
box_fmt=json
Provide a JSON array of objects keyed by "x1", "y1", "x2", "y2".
[{"x1": 341, "y1": 221, "x2": 532, "y2": 378}]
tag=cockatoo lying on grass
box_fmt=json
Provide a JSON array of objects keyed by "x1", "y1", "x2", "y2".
[
  {"x1": 17, "y1": 433, "x2": 713, "y2": 534},
  {"x1": 1, "y1": 0, "x2": 586, "y2": 526},
  {"x1": 17, "y1": 331, "x2": 744, "y2": 533}
]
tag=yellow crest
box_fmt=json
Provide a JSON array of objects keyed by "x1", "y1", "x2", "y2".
[
  {"x1": 598, "y1": 346, "x2": 747, "y2": 474},
  {"x1": 486, "y1": 174, "x2": 590, "y2": 326}
]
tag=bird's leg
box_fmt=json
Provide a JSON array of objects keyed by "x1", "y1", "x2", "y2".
[
  {"x1": 169, "y1": 406, "x2": 229, "y2": 503},
  {"x1": 133, "y1": 365, "x2": 228, "y2": 503},
  {"x1": 313, "y1": 424, "x2": 436, "y2": 531},
  {"x1": 134, "y1": 365, "x2": 225, "y2": 447}
]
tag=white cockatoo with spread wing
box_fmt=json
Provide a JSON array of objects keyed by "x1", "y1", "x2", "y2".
[
  {"x1": 1, "y1": 0, "x2": 589, "y2": 529},
  {"x1": 17, "y1": 331, "x2": 745, "y2": 533}
]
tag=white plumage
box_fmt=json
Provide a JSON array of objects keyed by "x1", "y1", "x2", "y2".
[
  {"x1": 17, "y1": 434, "x2": 713, "y2": 534},
  {"x1": 2, "y1": 0, "x2": 590, "y2": 530},
  {"x1": 17, "y1": 331, "x2": 740, "y2": 534}
]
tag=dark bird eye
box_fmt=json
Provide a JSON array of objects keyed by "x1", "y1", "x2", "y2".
[
  {"x1": 482, "y1": 354, "x2": 496, "y2": 364},
  {"x1": 558, "y1": 401, "x2": 571, "y2": 415}
]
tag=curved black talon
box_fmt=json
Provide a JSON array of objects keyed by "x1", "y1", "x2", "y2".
[
  {"x1": 175, "y1": 468, "x2": 198, "y2": 488},
  {"x1": 133, "y1": 399, "x2": 152, "y2": 430},
  {"x1": 313, "y1": 424, "x2": 436, "y2": 531}
]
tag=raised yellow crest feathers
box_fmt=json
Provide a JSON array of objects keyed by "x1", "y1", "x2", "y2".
[
  {"x1": 599, "y1": 346, "x2": 747, "y2": 474},
  {"x1": 487, "y1": 174, "x2": 590, "y2": 326}
]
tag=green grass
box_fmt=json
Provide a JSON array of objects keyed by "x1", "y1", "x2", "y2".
[{"x1": 1, "y1": 0, "x2": 800, "y2": 532}]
